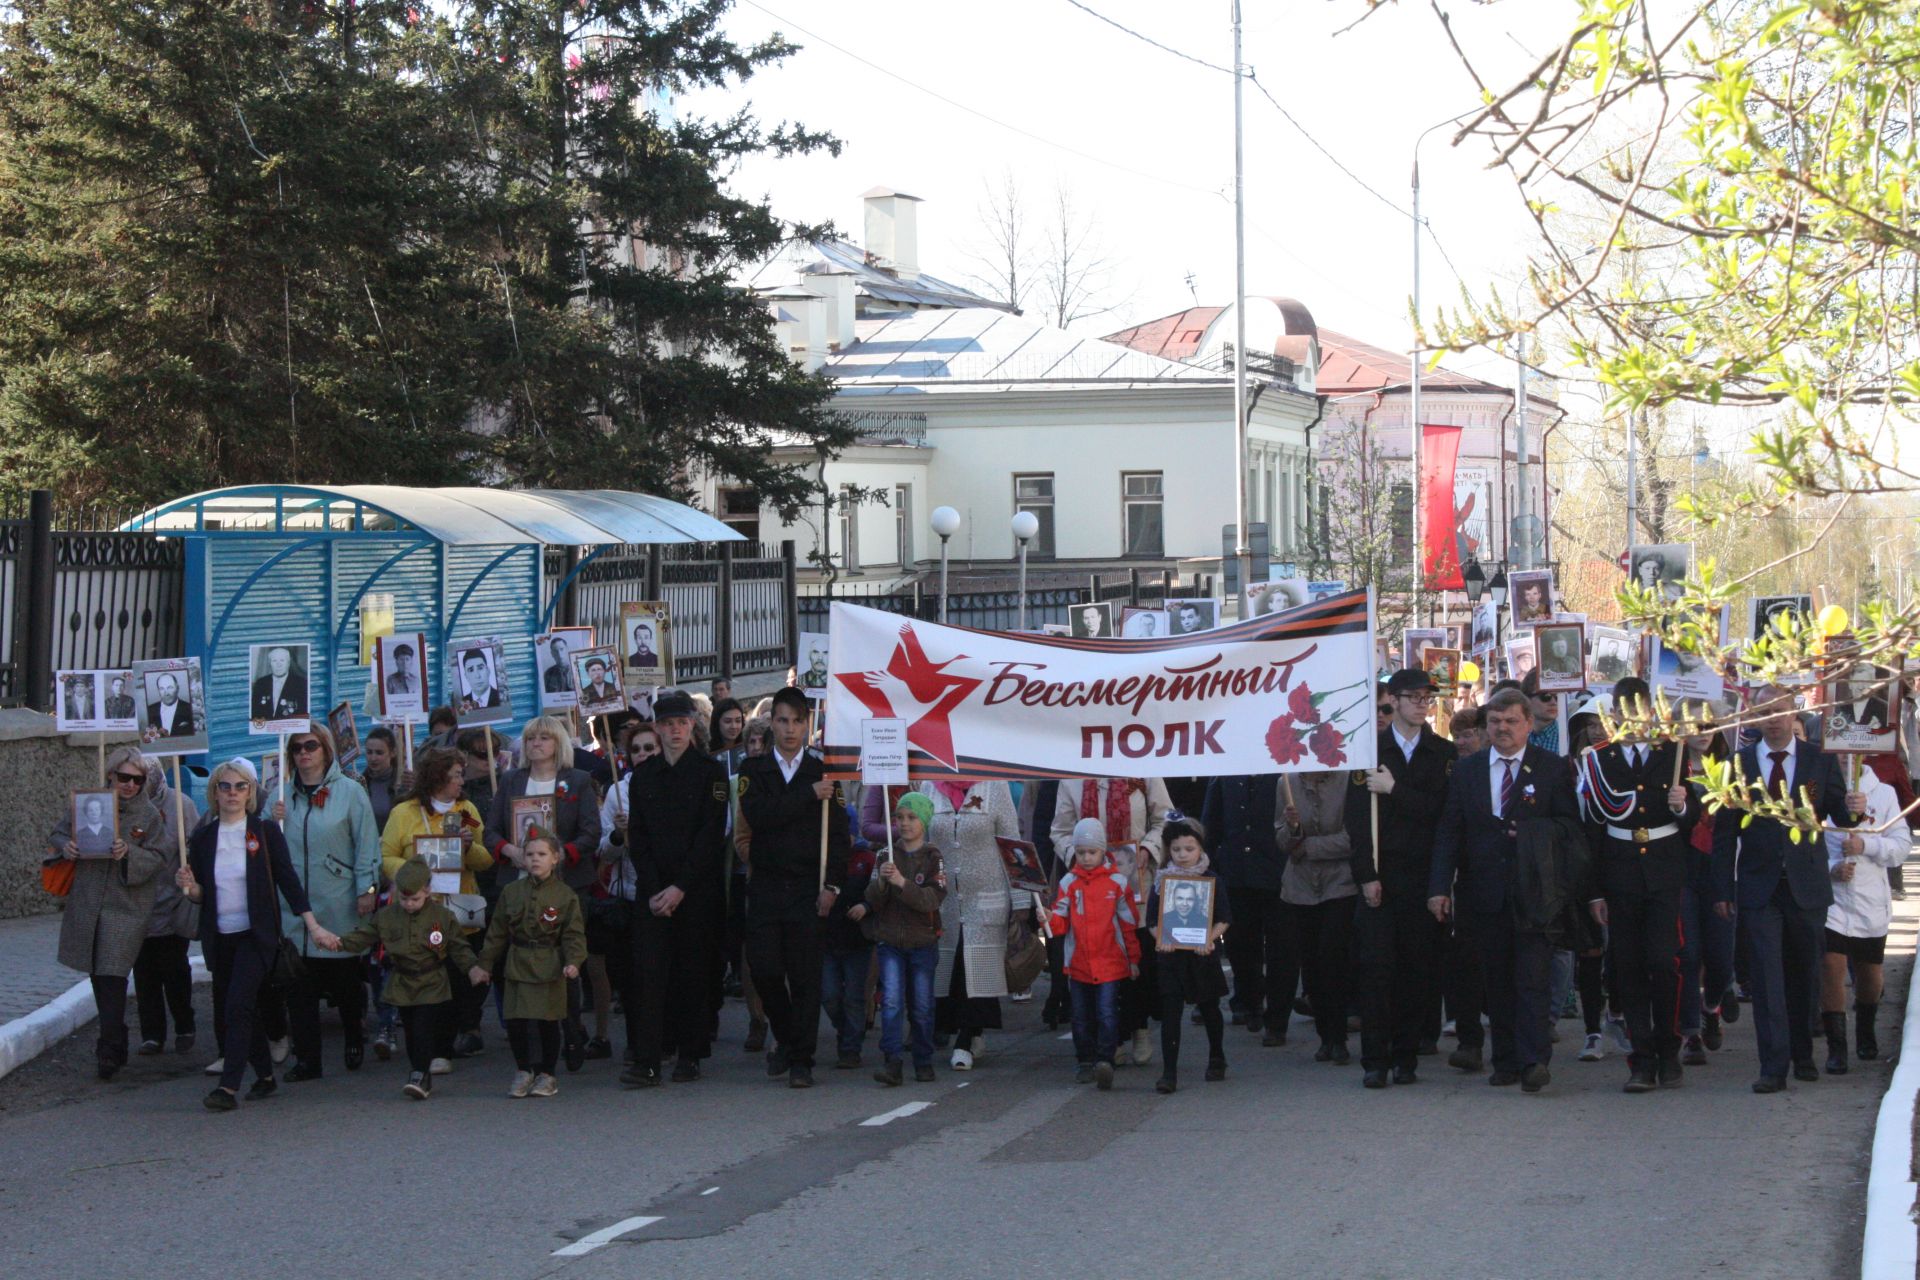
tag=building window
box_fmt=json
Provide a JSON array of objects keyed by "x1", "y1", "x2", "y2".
[
  {"x1": 893, "y1": 484, "x2": 912, "y2": 567},
  {"x1": 1014, "y1": 473, "x2": 1056, "y2": 558},
  {"x1": 837, "y1": 486, "x2": 858, "y2": 573},
  {"x1": 719, "y1": 486, "x2": 759, "y2": 545},
  {"x1": 1122, "y1": 471, "x2": 1164, "y2": 558}
]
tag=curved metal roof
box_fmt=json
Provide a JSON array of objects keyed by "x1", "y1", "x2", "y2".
[{"x1": 121, "y1": 484, "x2": 743, "y2": 547}]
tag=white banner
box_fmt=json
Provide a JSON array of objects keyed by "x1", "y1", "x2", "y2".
[{"x1": 823, "y1": 593, "x2": 1378, "y2": 781}]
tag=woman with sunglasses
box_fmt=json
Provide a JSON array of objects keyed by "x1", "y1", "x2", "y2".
[
  {"x1": 270, "y1": 721, "x2": 381, "y2": 1081},
  {"x1": 46, "y1": 744, "x2": 171, "y2": 1080},
  {"x1": 177, "y1": 759, "x2": 338, "y2": 1110}
]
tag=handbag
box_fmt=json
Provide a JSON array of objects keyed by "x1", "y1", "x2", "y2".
[
  {"x1": 261, "y1": 831, "x2": 306, "y2": 988},
  {"x1": 40, "y1": 857, "x2": 75, "y2": 898},
  {"x1": 445, "y1": 893, "x2": 488, "y2": 931},
  {"x1": 1003, "y1": 906, "x2": 1046, "y2": 992}
]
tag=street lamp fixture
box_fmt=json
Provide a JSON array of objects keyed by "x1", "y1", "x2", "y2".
[
  {"x1": 1488, "y1": 563, "x2": 1509, "y2": 610},
  {"x1": 1011, "y1": 510, "x2": 1040, "y2": 631},
  {"x1": 1461, "y1": 557, "x2": 1486, "y2": 606},
  {"x1": 930, "y1": 506, "x2": 962, "y2": 624}
]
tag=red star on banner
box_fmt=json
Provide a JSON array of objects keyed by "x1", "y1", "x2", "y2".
[{"x1": 835, "y1": 624, "x2": 982, "y2": 771}]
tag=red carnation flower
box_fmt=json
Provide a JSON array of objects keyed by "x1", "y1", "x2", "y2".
[
  {"x1": 1265, "y1": 716, "x2": 1308, "y2": 767},
  {"x1": 1308, "y1": 721, "x2": 1347, "y2": 768},
  {"x1": 1288, "y1": 684, "x2": 1319, "y2": 726}
]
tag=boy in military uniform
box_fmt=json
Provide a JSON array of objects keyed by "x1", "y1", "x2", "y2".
[
  {"x1": 327, "y1": 859, "x2": 477, "y2": 1100},
  {"x1": 475, "y1": 832, "x2": 587, "y2": 1099}
]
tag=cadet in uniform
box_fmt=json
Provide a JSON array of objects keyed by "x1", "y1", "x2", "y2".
[
  {"x1": 476, "y1": 832, "x2": 587, "y2": 1099},
  {"x1": 617, "y1": 689, "x2": 728, "y2": 1087},
  {"x1": 737, "y1": 687, "x2": 850, "y2": 1088}
]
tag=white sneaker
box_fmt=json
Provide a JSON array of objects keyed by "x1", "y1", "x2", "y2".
[
  {"x1": 950, "y1": 1047, "x2": 974, "y2": 1071},
  {"x1": 1604, "y1": 1015, "x2": 1631, "y2": 1055},
  {"x1": 529, "y1": 1073, "x2": 558, "y2": 1098},
  {"x1": 1131, "y1": 1029, "x2": 1154, "y2": 1066},
  {"x1": 429, "y1": 1057, "x2": 452, "y2": 1076},
  {"x1": 1442, "y1": 1019, "x2": 1457, "y2": 1037},
  {"x1": 969, "y1": 1034, "x2": 986, "y2": 1062},
  {"x1": 509, "y1": 1070, "x2": 534, "y2": 1098},
  {"x1": 1009, "y1": 990, "x2": 1033, "y2": 1003},
  {"x1": 202, "y1": 1057, "x2": 225, "y2": 1076},
  {"x1": 1579, "y1": 1032, "x2": 1605, "y2": 1062},
  {"x1": 269, "y1": 1036, "x2": 290, "y2": 1065}
]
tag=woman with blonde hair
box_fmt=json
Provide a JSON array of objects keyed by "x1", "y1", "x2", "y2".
[{"x1": 485, "y1": 713, "x2": 603, "y2": 1066}]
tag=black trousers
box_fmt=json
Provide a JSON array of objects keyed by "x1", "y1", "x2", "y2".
[
  {"x1": 1442, "y1": 921, "x2": 1487, "y2": 1050},
  {"x1": 209, "y1": 931, "x2": 275, "y2": 1092},
  {"x1": 1288, "y1": 897, "x2": 1355, "y2": 1046},
  {"x1": 448, "y1": 945, "x2": 486, "y2": 1036},
  {"x1": 506, "y1": 1018, "x2": 561, "y2": 1073},
  {"x1": 397, "y1": 1002, "x2": 451, "y2": 1075},
  {"x1": 1158, "y1": 970, "x2": 1224, "y2": 1075},
  {"x1": 1744, "y1": 880, "x2": 1827, "y2": 1078},
  {"x1": 288, "y1": 954, "x2": 366, "y2": 1067},
  {"x1": 1465, "y1": 909, "x2": 1554, "y2": 1073},
  {"x1": 133, "y1": 935, "x2": 195, "y2": 1043},
  {"x1": 1224, "y1": 886, "x2": 1292, "y2": 1019},
  {"x1": 746, "y1": 915, "x2": 824, "y2": 1068},
  {"x1": 89, "y1": 975, "x2": 129, "y2": 1059},
  {"x1": 1354, "y1": 892, "x2": 1438, "y2": 1072},
  {"x1": 1605, "y1": 882, "x2": 1685, "y2": 1067},
  {"x1": 625, "y1": 904, "x2": 719, "y2": 1068}
]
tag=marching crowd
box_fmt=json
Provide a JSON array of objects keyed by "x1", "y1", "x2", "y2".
[{"x1": 43, "y1": 662, "x2": 1915, "y2": 1109}]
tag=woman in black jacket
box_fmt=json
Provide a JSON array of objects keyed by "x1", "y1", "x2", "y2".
[{"x1": 176, "y1": 758, "x2": 338, "y2": 1111}]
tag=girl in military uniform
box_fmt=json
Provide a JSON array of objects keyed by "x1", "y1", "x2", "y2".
[
  {"x1": 475, "y1": 832, "x2": 586, "y2": 1098},
  {"x1": 327, "y1": 859, "x2": 478, "y2": 1100}
]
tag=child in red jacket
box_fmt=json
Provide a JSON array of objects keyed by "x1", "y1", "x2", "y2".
[{"x1": 1049, "y1": 817, "x2": 1141, "y2": 1090}]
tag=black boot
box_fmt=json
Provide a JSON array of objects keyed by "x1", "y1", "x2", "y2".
[
  {"x1": 1857, "y1": 1004, "x2": 1880, "y2": 1061},
  {"x1": 1822, "y1": 1011, "x2": 1849, "y2": 1075}
]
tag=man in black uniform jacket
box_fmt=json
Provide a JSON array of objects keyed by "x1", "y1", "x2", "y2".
[
  {"x1": 1580, "y1": 677, "x2": 1700, "y2": 1093},
  {"x1": 738, "y1": 687, "x2": 850, "y2": 1088},
  {"x1": 1347, "y1": 668, "x2": 1458, "y2": 1088},
  {"x1": 619, "y1": 689, "x2": 728, "y2": 1088}
]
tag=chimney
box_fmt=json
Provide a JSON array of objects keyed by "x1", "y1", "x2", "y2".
[
  {"x1": 764, "y1": 288, "x2": 826, "y2": 371},
  {"x1": 803, "y1": 266, "x2": 857, "y2": 351},
  {"x1": 862, "y1": 186, "x2": 922, "y2": 280}
]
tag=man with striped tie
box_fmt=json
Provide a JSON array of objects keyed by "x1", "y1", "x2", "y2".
[{"x1": 1427, "y1": 687, "x2": 1583, "y2": 1093}]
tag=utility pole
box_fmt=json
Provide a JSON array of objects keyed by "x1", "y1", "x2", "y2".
[
  {"x1": 1513, "y1": 328, "x2": 1530, "y2": 570},
  {"x1": 1230, "y1": 0, "x2": 1250, "y2": 602}
]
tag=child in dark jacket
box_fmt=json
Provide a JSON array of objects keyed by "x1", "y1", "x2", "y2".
[
  {"x1": 821, "y1": 805, "x2": 877, "y2": 1070},
  {"x1": 1145, "y1": 818, "x2": 1231, "y2": 1093},
  {"x1": 865, "y1": 792, "x2": 948, "y2": 1086},
  {"x1": 1048, "y1": 817, "x2": 1141, "y2": 1090}
]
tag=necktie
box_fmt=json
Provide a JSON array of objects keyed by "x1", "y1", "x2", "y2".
[
  {"x1": 1499, "y1": 757, "x2": 1519, "y2": 818},
  {"x1": 1768, "y1": 750, "x2": 1788, "y2": 799},
  {"x1": 1631, "y1": 746, "x2": 1644, "y2": 771}
]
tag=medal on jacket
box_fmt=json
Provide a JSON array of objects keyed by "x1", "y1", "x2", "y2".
[
  {"x1": 540, "y1": 905, "x2": 560, "y2": 925},
  {"x1": 246, "y1": 833, "x2": 261, "y2": 855},
  {"x1": 427, "y1": 927, "x2": 444, "y2": 950}
]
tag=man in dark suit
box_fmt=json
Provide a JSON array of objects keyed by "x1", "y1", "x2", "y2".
[
  {"x1": 1712, "y1": 686, "x2": 1864, "y2": 1092},
  {"x1": 541, "y1": 637, "x2": 575, "y2": 694},
  {"x1": 1580, "y1": 677, "x2": 1700, "y2": 1092},
  {"x1": 457, "y1": 648, "x2": 501, "y2": 711},
  {"x1": 1428, "y1": 687, "x2": 1583, "y2": 1093},
  {"x1": 250, "y1": 646, "x2": 307, "y2": 722},
  {"x1": 1348, "y1": 668, "x2": 1458, "y2": 1088},
  {"x1": 737, "y1": 687, "x2": 850, "y2": 1089},
  {"x1": 102, "y1": 675, "x2": 135, "y2": 721},
  {"x1": 63, "y1": 675, "x2": 94, "y2": 724},
  {"x1": 147, "y1": 673, "x2": 194, "y2": 738}
]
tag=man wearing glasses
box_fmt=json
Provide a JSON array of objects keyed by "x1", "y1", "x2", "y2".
[{"x1": 1346, "y1": 670, "x2": 1462, "y2": 1087}]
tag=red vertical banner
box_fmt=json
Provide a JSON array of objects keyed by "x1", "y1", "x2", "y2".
[{"x1": 1419, "y1": 423, "x2": 1464, "y2": 590}]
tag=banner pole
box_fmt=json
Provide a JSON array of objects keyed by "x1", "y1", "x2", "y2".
[
  {"x1": 97, "y1": 734, "x2": 105, "y2": 787},
  {"x1": 1369, "y1": 792, "x2": 1380, "y2": 880},
  {"x1": 819, "y1": 796, "x2": 830, "y2": 890},
  {"x1": 171, "y1": 757, "x2": 187, "y2": 868},
  {"x1": 485, "y1": 727, "x2": 497, "y2": 788},
  {"x1": 883, "y1": 785, "x2": 893, "y2": 864},
  {"x1": 277, "y1": 732, "x2": 287, "y2": 809}
]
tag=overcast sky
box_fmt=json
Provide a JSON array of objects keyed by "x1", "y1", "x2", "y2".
[{"x1": 685, "y1": 0, "x2": 1583, "y2": 379}]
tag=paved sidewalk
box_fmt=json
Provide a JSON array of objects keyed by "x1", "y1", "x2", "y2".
[{"x1": 0, "y1": 912, "x2": 77, "y2": 1025}]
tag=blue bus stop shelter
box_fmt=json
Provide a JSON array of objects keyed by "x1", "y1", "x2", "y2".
[{"x1": 121, "y1": 485, "x2": 741, "y2": 770}]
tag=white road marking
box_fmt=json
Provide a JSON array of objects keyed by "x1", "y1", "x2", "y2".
[
  {"x1": 552, "y1": 1216, "x2": 663, "y2": 1257},
  {"x1": 860, "y1": 1101, "x2": 934, "y2": 1127},
  {"x1": 1057, "y1": 1032, "x2": 1073, "y2": 1041},
  {"x1": 954, "y1": 1081, "x2": 970, "y2": 1088},
  {"x1": 700, "y1": 1187, "x2": 719, "y2": 1196}
]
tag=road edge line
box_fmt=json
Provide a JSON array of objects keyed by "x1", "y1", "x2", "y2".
[{"x1": 0, "y1": 955, "x2": 209, "y2": 1083}]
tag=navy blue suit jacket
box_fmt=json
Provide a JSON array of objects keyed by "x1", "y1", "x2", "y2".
[
  {"x1": 1710, "y1": 740, "x2": 1855, "y2": 912},
  {"x1": 187, "y1": 816, "x2": 312, "y2": 953},
  {"x1": 1428, "y1": 745, "x2": 1581, "y2": 915}
]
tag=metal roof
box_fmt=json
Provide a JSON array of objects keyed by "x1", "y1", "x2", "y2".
[
  {"x1": 747, "y1": 236, "x2": 1016, "y2": 315},
  {"x1": 121, "y1": 485, "x2": 743, "y2": 547}
]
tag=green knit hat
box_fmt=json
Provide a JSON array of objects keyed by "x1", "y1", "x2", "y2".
[{"x1": 894, "y1": 791, "x2": 934, "y2": 829}]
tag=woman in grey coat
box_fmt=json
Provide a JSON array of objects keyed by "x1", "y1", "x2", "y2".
[
  {"x1": 134, "y1": 755, "x2": 201, "y2": 1055},
  {"x1": 922, "y1": 779, "x2": 1022, "y2": 1071},
  {"x1": 47, "y1": 744, "x2": 169, "y2": 1079}
]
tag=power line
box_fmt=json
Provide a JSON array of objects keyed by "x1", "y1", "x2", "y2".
[
  {"x1": 1061, "y1": 0, "x2": 1231, "y2": 73},
  {"x1": 738, "y1": 0, "x2": 1224, "y2": 200}
]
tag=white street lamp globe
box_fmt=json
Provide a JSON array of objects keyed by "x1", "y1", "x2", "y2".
[
  {"x1": 930, "y1": 506, "x2": 962, "y2": 539},
  {"x1": 1010, "y1": 511, "x2": 1040, "y2": 543}
]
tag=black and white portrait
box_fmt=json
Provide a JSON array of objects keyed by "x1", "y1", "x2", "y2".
[
  {"x1": 1534, "y1": 623, "x2": 1587, "y2": 693},
  {"x1": 1588, "y1": 626, "x2": 1635, "y2": 685},
  {"x1": 1402, "y1": 628, "x2": 1445, "y2": 673},
  {"x1": 534, "y1": 627, "x2": 593, "y2": 711},
  {"x1": 1071, "y1": 602, "x2": 1115, "y2": 639},
  {"x1": 57, "y1": 671, "x2": 98, "y2": 732},
  {"x1": 798, "y1": 632, "x2": 831, "y2": 696},
  {"x1": 1750, "y1": 594, "x2": 1812, "y2": 640},
  {"x1": 1505, "y1": 637, "x2": 1537, "y2": 682},
  {"x1": 1120, "y1": 607, "x2": 1165, "y2": 639},
  {"x1": 1167, "y1": 599, "x2": 1218, "y2": 635},
  {"x1": 100, "y1": 670, "x2": 137, "y2": 728},
  {"x1": 1628, "y1": 543, "x2": 1690, "y2": 603},
  {"x1": 619, "y1": 601, "x2": 675, "y2": 688},
  {"x1": 135, "y1": 657, "x2": 206, "y2": 752},
  {"x1": 1246, "y1": 578, "x2": 1309, "y2": 618},
  {"x1": 1159, "y1": 874, "x2": 1216, "y2": 950},
  {"x1": 70, "y1": 788, "x2": 116, "y2": 857},
  {"x1": 1825, "y1": 661, "x2": 1900, "y2": 754},
  {"x1": 248, "y1": 642, "x2": 310, "y2": 732},
  {"x1": 1471, "y1": 603, "x2": 1497, "y2": 656},
  {"x1": 376, "y1": 632, "x2": 427, "y2": 722}
]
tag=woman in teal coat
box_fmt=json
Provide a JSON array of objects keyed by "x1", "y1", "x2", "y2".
[{"x1": 273, "y1": 719, "x2": 382, "y2": 1079}]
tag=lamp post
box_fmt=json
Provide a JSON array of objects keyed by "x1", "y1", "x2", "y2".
[
  {"x1": 931, "y1": 506, "x2": 962, "y2": 624},
  {"x1": 1012, "y1": 510, "x2": 1040, "y2": 631},
  {"x1": 1462, "y1": 557, "x2": 1486, "y2": 606},
  {"x1": 1488, "y1": 562, "x2": 1509, "y2": 666}
]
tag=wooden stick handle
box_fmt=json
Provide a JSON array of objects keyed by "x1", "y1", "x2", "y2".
[
  {"x1": 819, "y1": 795, "x2": 830, "y2": 890},
  {"x1": 1671, "y1": 743, "x2": 1687, "y2": 788},
  {"x1": 485, "y1": 728, "x2": 497, "y2": 787},
  {"x1": 171, "y1": 757, "x2": 187, "y2": 868},
  {"x1": 277, "y1": 733, "x2": 287, "y2": 808},
  {"x1": 1281, "y1": 773, "x2": 1297, "y2": 809},
  {"x1": 1369, "y1": 791, "x2": 1379, "y2": 880}
]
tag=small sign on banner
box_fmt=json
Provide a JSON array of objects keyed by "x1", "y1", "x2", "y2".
[{"x1": 859, "y1": 718, "x2": 910, "y2": 787}]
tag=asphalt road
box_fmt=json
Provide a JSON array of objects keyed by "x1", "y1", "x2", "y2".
[{"x1": 0, "y1": 935, "x2": 1904, "y2": 1280}]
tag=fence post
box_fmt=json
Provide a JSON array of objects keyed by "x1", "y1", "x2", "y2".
[
  {"x1": 780, "y1": 540, "x2": 799, "y2": 670},
  {"x1": 21, "y1": 489, "x2": 54, "y2": 712},
  {"x1": 1128, "y1": 567, "x2": 1141, "y2": 606},
  {"x1": 558, "y1": 547, "x2": 581, "y2": 627},
  {"x1": 1162, "y1": 568, "x2": 1173, "y2": 599},
  {"x1": 1088, "y1": 572, "x2": 1101, "y2": 603},
  {"x1": 715, "y1": 542, "x2": 735, "y2": 679},
  {"x1": 644, "y1": 545, "x2": 663, "y2": 603}
]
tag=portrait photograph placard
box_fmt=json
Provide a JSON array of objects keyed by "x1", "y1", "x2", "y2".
[
  {"x1": 1119, "y1": 606, "x2": 1167, "y2": 639},
  {"x1": 534, "y1": 626, "x2": 595, "y2": 710},
  {"x1": 1158, "y1": 873, "x2": 1216, "y2": 951},
  {"x1": 1421, "y1": 646, "x2": 1461, "y2": 695},
  {"x1": 56, "y1": 670, "x2": 99, "y2": 732},
  {"x1": 1307, "y1": 580, "x2": 1348, "y2": 602},
  {"x1": 1165, "y1": 599, "x2": 1219, "y2": 635},
  {"x1": 448, "y1": 636, "x2": 512, "y2": 726},
  {"x1": 798, "y1": 631, "x2": 831, "y2": 698},
  {"x1": 1823, "y1": 660, "x2": 1902, "y2": 754},
  {"x1": 620, "y1": 601, "x2": 674, "y2": 690},
  {"x1": 1470, "y1": 603, "x2": 1497, "y2": 657},
  {"x1": 132, "y1": 657, "x2": 206, "y2": 754},
  {"x1": 1505, "y1": 637, "x2": 1537, "y2": 682},
  {"x1": 1533, "y1": 623, "x2": 1588, "y2": 693},
  {"x1": 1401, "y1": 627, "x2": 1445, "y2": 673},
  {"x1": 415, "y1": 833, "x2": 465, "y2": 895},
  {"x1": 1628, "y1": 543, "x2": 1691, "y2": 603},
  {"x1": 512, "y1": 796, "x2": 555, "y2": 849},
  {"x1": 260, "y1": 750, "x2": 282, "y2": 803},
  {"x1": 1588, "y1": 626, "x2": 1636, "y2": 687},
  {"x1": 1507, "y1": 570, "x2": 1555, "y2": 628},
  {"x1": 1069, "y1": 601, "x2": 1115, "y2": 639},
  {"x1": 248, "y1": 642, "x2": 311, "y2": 735},
  {"x1": 994, "y1": 837, "x2": 1050, "y2": 896},
  {"x1": 1651, "y1": 639, "x2": 1725, "y2": 703},
  {"x1": 571, "y1": 645, "x2": 626, "y2": 716},
  {"x1": 328, "y1": 700, "x2": 360, "y2": 768},
  {"x1": 374, "y1": 632, "x2": 428, "y2": 723},
  {"x1": 70, "y1": 787, "x2": 117, "y2": 857},
  {"x1": 1751, "y1": 593, "x2": 1813, "y2": 639},
  {"x1": 98, "y1": 669, "x2": 138, "y2": 731},
  {"x1": 1246, "y1": 577, "x2": 1309, "y2": 618}
]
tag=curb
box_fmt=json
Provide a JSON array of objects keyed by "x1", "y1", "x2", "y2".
[
  {"x1": 1863, "y1": 950, "x2": 1920, "y2": 1278},
  {"x1": 0, "y1": 955, "x2": 209, "y2": 1083}
]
